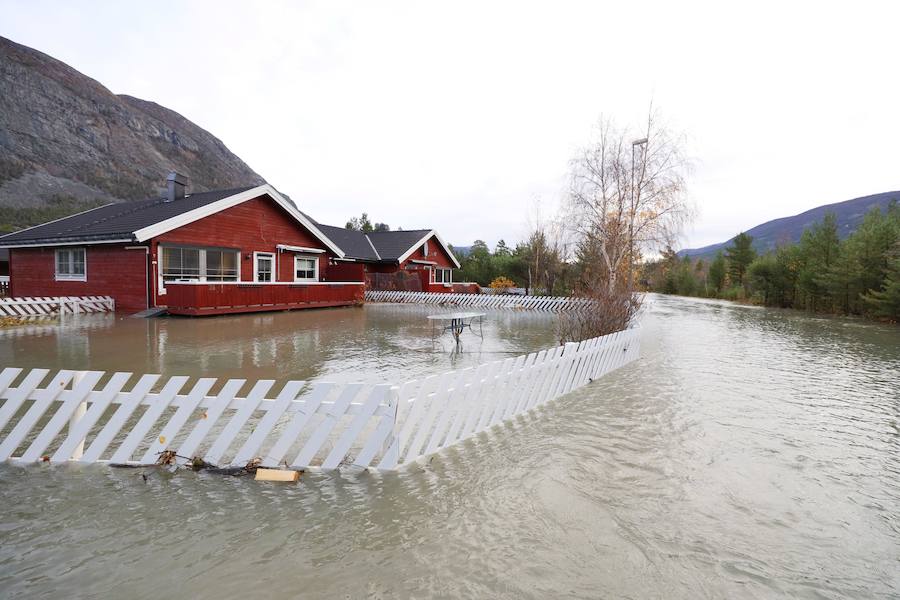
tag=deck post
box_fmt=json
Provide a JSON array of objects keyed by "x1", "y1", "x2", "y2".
[{"x1": 68, "y1": 371, "x2": 88, "y2": 460}]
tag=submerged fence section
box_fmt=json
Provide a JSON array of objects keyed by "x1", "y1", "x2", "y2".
[
  {"x1": 0, "y1": 328, "x2": 640, "y2": 471},
  {"x1": 379, "y1": 327, "x2": 640, "y2": 468},
  {"x1": 0, "y1": 296, "x2": 115, "y2": 317},
  {"x1": 366, "y1": 290, "x2": 592, "y2": 312}
]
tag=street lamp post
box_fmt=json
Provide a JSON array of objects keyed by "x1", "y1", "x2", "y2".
[{"x1": 629, "y1": 138, "x2": 648, "y2": 290}]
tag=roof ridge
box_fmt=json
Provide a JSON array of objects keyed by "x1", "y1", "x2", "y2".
[{"x1": 363, "y1": 233, "x2": 382, "y2": 260}]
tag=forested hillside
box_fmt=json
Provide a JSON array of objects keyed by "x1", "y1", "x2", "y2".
[{"x1": 645, "y1": 203, "x2": 900, "y2": 321}]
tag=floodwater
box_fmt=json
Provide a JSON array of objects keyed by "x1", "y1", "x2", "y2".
[
  {"x1": 1, "y1": 295, "x2": 899, "y2": 599},
  {"x1": 0, "y1": 304, "x2": 559, "y2": 384}
]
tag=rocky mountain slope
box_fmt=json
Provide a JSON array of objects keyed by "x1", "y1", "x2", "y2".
[
  {"x1": 680, "y1": 191, "x2": 900, "y2": 259},
  {"x1": 0, "y1": 36, "x2": 265, "y2": 232}
]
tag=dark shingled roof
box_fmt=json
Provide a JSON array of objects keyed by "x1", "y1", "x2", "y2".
[
  {"x1": 0, "y1": 187, "x2": 255, "y2": 246},
  {"x1": 367, "y1": 229, "x2": 431, "y2": 260},
  {"x1": 316, "y1": 224, "x2": 381, "y2": 261},
  {"x1": 312, "y1": 225, "x2": 437, "y2": 263}
]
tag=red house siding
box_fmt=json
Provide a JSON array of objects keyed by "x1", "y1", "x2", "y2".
[
  {"x1": 363, "y1": 234, "x2": 460, "y2": 292},
  {"x1": 151, "y1": 195, "x2": 335, "y2": 306},
  {"x1": 6, "y1": 194, "x2": 357, "y2": 315},
  {"x1": 9, "y1": 245, "x2": 149, "y2": 312},
  {"x1": 397, "y1": 234, "x2": 457, "y2": 293}
]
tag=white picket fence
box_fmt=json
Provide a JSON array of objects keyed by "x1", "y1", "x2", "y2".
[
  {"x1": 380, "y1": 326, "x2": 640, "y2": 468},
  {"x1": 366, "y1": 290, "x2": 592, "y2": 312},
  {"x1": 0, "y1": 296, "x2": 115, "y2": 318},
  {"x1": 0, "y1": 327, "x2": 639, "y2": 471}
]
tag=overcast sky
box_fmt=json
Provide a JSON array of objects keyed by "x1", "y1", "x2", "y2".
[{"x1": 2, "y1": 1, "x2": 899, "y2": 250}]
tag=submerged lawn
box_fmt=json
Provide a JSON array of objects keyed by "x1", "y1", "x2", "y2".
[{"x1": 0, "y1": 304, "x2": 559, "y2": 384}]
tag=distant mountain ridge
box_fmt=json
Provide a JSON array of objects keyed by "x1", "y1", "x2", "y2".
[
  {"x1": 680, "y1": 191, "x2": 899, "y2": 259},
  {"x1": 0, "y1": 35, "x2": 265, "y2": 228}
]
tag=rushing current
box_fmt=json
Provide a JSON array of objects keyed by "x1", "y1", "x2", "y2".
[{"x1": 1, "y1": 295, "x2": 898, "y2": 599}]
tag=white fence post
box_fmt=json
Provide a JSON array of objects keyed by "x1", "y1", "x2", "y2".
[{"x1": 68, "y1": 370, "x2": 88, "y2": 460}]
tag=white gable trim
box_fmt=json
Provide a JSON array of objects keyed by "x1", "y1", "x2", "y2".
[
  {"x1": 132, "y1": 184, "x2": 346, "y2": 258},
  {"x1": 396, "y1": 230, "x2": 461, "y2": 269},
  {"x1": 364, "y1": 235, "x2": 382, "y2": 260}
]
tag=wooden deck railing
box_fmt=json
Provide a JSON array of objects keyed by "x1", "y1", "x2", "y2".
[
  {"x1": 0, "y1": 327, "x2": 640, "y2": 471},
  {"x1": 165, "y1": 281, "x2": 365, "y2": 316}
]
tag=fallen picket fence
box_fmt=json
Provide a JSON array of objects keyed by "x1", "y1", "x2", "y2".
[
  {"x1": 0, "y1": 296, "x2": 115, "y2": 317},
  {"x1": 0, "y1": 327, "x2": 639, "y2": 471},
  {"x1": 366, "y1": 290, "x2": 592, "y2": 312}
]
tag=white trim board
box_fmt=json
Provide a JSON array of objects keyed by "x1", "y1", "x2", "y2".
[
  {"x1": 253, "y1": 251, "x2": 276, "y2": 283},
  {"x1": 395, "y1": 230, "x2": 461, "y2": 269},
  {"x1": 277, "y1": 244, "x2": 325, "y2": 254}
]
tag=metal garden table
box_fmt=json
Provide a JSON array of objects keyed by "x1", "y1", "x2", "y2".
[{"x1": 427, "y1": 311, "x2": 486, "y2": 342}]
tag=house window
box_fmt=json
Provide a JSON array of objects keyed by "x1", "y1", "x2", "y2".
[
  {"x1": 161, "y1": 247, "x2": 201, "y2": 281},
  {"x1": 294, "y1": 255, "x2": 318, "y2": 282},
  {"x1": 431, "y1": 267, "x2": 452, "y2": 284},
  {"x1": 55, "y1": 248, "x2": 86, "y2": 281},
  {"x1": 254, "y1": 252, "x2": 275, "y2": 282},
  {"x1": 205, "y1": 250, "x2": 238, "y2": 281},
  {"x1": 423, "y1": 240, "x2": 429, "y2": 256},
  {"x1": 160, "y1": 246, "x2": 239, "y2": 284}
]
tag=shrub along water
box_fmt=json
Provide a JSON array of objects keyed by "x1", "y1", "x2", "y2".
[{"x1": 643, "y1": 202, "x2": 900, "y2": 322}]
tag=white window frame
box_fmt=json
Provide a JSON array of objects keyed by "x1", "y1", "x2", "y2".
[
  {"x1": 430, "y1": 267, "x2": 452, "y2": 284},
  {"x1": 293, "y1": 254, "x2": 319, "y2": 282},
  {"x1": 253, "y1": 252, "x2": 276, "y2": 283},
  {"x1": 203, "y1": 248, "x2": 240, "y2": 282},
  {"x1": 423, "y1": 240, "x2": 429, "y2": 256},
  {"x1": 55, "y1": 247, "x2": 87, "y2": 281},
  {"x1": 158, "y1": 245, "x2": 239, "y2": 294}
]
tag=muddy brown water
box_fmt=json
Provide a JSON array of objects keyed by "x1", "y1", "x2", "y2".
[{"x1": 1, "y1": 296, "x2": 898, "y2": 599}]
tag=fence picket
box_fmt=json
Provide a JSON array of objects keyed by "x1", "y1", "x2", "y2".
[
  {"x1": 0, "y1": 370, "x2": 74, "y2": 460},
  {"x1": 230, "y1": 380, "x2": 305, "y2": 466},
  {"x1": 20, "y1": 371, "x2": 105, "y2": 463},
  {"x1": 354, "y1": 386, "x2": 399, "y2": 468},
  {"x1": 175, "y1": 379, "x2": 246, "y2": 465},
  {"x1": 266, "y1": 382, "x2": 333, "y2": 467},
  {"x1": 292, "y1": 383, "x2": 362, "y2": 467},
  {"x1": 52, "y1": 372, "x2": 133, "y2": 462},
  {"x1": 204, "y1": 379, "x2": 275, "y2": 465},
  {"x1": 109, "y1": 376, "x2": 190, "y2": 464},
  {"x1": 323, "y1": 384, "x2": 390, "y2": 469}
]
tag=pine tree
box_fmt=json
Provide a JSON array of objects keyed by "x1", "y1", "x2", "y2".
[
  {"x1": 797, "y1": 213, "x2": 840, "y2": 311},
  {"x1": 708, "y1": 251, "x2": 726, "y2": 295},
  {"x1": 725, "y1": 232, "x2": 756, "y2": 290},
  {"x1": 863, "y1": 248, "x2": 900, "y2": 320}
]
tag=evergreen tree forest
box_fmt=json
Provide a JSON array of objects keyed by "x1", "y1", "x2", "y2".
[{"x1": 642, "y1": 203, "x2": 900, "y2": 322}]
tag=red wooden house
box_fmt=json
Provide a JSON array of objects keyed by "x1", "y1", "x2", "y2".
[
  {"x1": 316, "y1": 225, "x2": 462, "y2": 292},
  {"x1": 0, "y1": 174, "x2": 365, "y2": 315}
]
